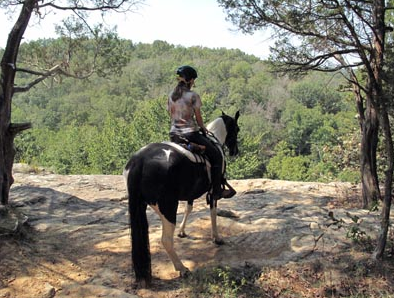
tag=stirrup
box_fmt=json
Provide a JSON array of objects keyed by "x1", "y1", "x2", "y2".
[
  {"x1": 221, "y1": 188, "x2": 236, "y2": 199},
  {"x1": 221, "y1": 179, "x2": 236, "y2": 199}
]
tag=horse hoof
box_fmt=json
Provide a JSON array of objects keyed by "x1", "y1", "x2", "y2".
[
  {"x1": 178, "y1": 232, "x2": 187, "y2": 238},
  {"x1": 213, "y1": 238, "x2": 225, "y2": 245}
]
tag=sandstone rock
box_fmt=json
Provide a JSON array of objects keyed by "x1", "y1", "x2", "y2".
[{"x1": 0, "y1": 166, "x2": 389, "y2": 297}]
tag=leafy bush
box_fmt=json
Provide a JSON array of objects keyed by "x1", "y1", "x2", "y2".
[
  {"x1": 267, "y1": 141, "x2": 310, "y2": 181},
  {"x1": 227, "y1": 134, "x2": 264, "y2": 179},
  {"x1": 40, "y1": 124, "x2": 94, "y2": 174}
]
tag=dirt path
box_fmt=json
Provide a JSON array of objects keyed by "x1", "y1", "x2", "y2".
[{"x1": 0, "y1": 167, "x2": 392, "y2": 297}]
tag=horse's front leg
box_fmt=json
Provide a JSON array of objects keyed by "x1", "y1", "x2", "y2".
[
  {"x1": 150, "y1": 205, "x2": 190, "y2": 277},
  {"x1": 178, "y1": 201, "x2": 193, "y2": 238},
  {"x1": 210, "y1": 200, "x2": 224, "y2": 245}
]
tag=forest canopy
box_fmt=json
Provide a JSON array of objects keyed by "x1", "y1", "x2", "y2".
[{"x1": 8, "y1": 39, "x2": 359, "y2": 181}]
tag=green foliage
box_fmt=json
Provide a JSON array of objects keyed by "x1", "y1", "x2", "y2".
[
  {"x1": 271, "y1": 98, "x2": 359, "y2": 182},
  {"x1": 289, "y1": 73, "x2": 348, "y2": 114},
  {"x1": 282, "y1": 101, "x2": 325, "y2": 155},
  {"x1": 40, "y1": 124, "x2": 94, "y2": 174},
  {"x1": 187, "y1": 266, "x2": 246, "y2": 298},
  {"x1": 314, "y1": 114, "x2": 361, "y2": 183},
  {"x1": 337, "y1": 169, "x2": 360, "y2": 183},
  {"x1": 227, "y1": 134, "x2": 264, "y2": 179},
  {"x1": 267, "y1": 141, "x2": 311, "y2": 181},
  {"x1": 329, "y1": 212, "x2": 374, "y2": 252},
  {"x1": 14, "y1": 128, "x2": 51, "y2": 166},
  {"x1": 11, "y1": 39, "x2": 359, "y2": 181},
  {"x1": 129, "y1": 97, "x2": 170, "y2": 148},
  {"x1": 306, "y1": 160, "x2": 338, "y2": 182},
  {"x1": 86, "y1": 114, "x2": 132, "y2": 174}
]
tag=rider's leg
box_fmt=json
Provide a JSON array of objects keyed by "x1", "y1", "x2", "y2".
[
  {"x1": 211, "y1": 166, "x2": 235, "y2": 199},
  {"x1": 185, "y1": 132, "x2": 229, "y2": 199},
  {"x1": 183, "y1": 131, "x2": 235, "y2": 199},
  {"x1": 211, "y1": 165, "x2": 224, "y2": 200}
]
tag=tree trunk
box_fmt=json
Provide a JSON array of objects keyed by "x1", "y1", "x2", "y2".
[
  {"x1": 360, "y1": 102, "x2": 380, "y2": 208},
  {"x1": 0, "y1": 0, "x2": 35, "y2": 205},
  {"x1": 348, "y1": 71, "x2": 381, "y2": 209},
  {"x1": 358, "y1": 0, "x2": 387, "y2": 209},
  {"x1": 372, "y1": 0, "x2": 392, "y2": 258},
  {"x1": 0, "y1": 123, "x2": 15, "y2": 205},
  {"x1": 373, "y1": 109, "x2": 393, "y2": 259}
]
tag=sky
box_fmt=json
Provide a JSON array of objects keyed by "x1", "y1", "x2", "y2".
[{"x1": 0, "y1": 0, "x2": 273, "y2": 59}]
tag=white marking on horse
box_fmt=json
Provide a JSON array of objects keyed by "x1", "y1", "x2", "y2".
[
  {"x1": 207, "y1": 118, "x2": 226, "y2": 145},
  {"x1": 149, "y1": 204, "x2": 189, "y2": 275},
  {"x1": 122, "y1": 168, "x2": 130, "y2": 190},
  {"x1": 163, "y1": 149, "x2": 172, "y2": 162}
]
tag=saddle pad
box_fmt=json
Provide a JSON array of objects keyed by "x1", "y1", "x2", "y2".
[{"x1": 161, "y1": 141, "x2": 210, "y2": 166}]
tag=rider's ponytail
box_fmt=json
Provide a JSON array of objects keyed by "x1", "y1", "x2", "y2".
[{"x1": 171, "y1": 80, "x2": 190, "y2": 102}]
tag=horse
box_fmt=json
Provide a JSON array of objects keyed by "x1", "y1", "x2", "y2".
[{"x1": 124, "y1": 111, "x2": 240, "y2": 287}]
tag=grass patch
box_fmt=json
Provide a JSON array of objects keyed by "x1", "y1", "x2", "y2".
[{"x1": 183, "y1": 263, "x2": 262, "y2": 298}]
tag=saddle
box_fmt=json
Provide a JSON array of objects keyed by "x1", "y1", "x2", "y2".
[
  {"x1": 161, "y1": 141, "x2": 210, "y2": 165},
  {"x1": 163, "y1": 132, "x2": 220, "y2": 166},
  {"x1": 168, "y1": 134, "x2": 206, "y2": 154}
]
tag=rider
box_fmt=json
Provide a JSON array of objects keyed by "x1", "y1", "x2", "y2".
[{"x1": 167, "y1": 65, "x2": 234, "y2": 200}]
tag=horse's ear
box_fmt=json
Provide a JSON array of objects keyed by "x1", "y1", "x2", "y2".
[
  {"x1": 235, "y1": 110, "x2": 240, "y2": 122},
  {"x1": 222, "y1": 110, "x2": 226, "y2": 116}
]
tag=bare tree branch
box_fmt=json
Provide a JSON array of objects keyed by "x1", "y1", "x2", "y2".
[
  {"x1": 9, "y1": 123, "x2": 32, "y2": 137},
  {"x1": 40, "y1": 0, "x2": 142, "y2": 13},
  {"x1": 14, "y1": 63, "x2": 96, "y2": 93}
]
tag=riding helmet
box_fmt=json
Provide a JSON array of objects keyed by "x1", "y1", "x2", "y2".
[{"x1": 176, "y1": 65, "x2": 198, "y2": 82}]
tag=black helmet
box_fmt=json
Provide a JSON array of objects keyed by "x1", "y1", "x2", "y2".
[{"x1": 176, "y1": 65, "x2": 198, "y2": 82}]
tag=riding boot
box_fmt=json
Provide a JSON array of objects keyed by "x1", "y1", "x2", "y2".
[
  {"x1": 221, "y1": 178, "x2": 236, "y2": 198},
  {"x1": 211, "y1": 166, "x2": 235, "y2": 200}
]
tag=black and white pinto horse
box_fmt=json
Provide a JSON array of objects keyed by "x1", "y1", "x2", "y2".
[{"x1": 124, "y1": 111, "x2": 240, "y2": 287}]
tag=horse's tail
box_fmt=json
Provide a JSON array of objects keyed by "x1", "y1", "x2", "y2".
[{"x1": 124, "y1": 161, "x2": 152, "y2": 286}]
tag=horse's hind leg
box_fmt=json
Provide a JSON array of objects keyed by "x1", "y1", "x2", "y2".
[
  {"x1": 150, "y1": 205, "x2": 190, "y2": 277},
  {"x1": 178, "y1": 201, "x2": 193, "y2": 238}
]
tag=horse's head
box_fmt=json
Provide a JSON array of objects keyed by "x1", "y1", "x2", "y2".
[{"x1": 221, "y1": 111, "x2": 240, "y2": 156}]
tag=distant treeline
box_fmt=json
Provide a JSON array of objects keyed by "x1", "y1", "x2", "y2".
[{"x1": 11, "y1": 39, "x2": 360, "y2": 182}]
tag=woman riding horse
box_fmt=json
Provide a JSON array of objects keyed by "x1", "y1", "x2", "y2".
[
  {"x1": 167, "y1": 65, "x2": 235, "y2": 200},
  {"x1": 125, "y1": 110, "x2": 240, "y2": 287}
]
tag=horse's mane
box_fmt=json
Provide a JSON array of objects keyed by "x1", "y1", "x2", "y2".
[{"x1": 207, "y1": 117, "x2": 226, "y2": 145}]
